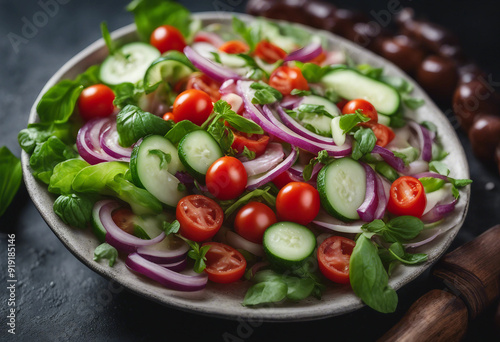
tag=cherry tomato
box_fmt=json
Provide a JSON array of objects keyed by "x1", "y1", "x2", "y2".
[
  {"x1": 342, "y1": 99, "x2": 378, "y2": 127},
  {"x1": 162, "y1": 112, "x2": 175, "y2": 122},
  {"x1": 202, "y1": 242, "x2": 247, "y2": 283},
  {"x1": 336, "y1": 98, "x2": 349, "y2": 111},
  {"x1": 254, "y1": 40, "x2": 287, "y2": 64},
  {"x1": 172, "y1": 89, "x2": 214, "y2": 126},
  {"x1": 111, "y1": 208, "x2": 135, "y2": 235},
  {"x1": 272, "y1": 171, "x2": 296, "y2": 189},
  {"x1": 387, "y1": 176, "x2": 427, "y2": 217},
  {"x1": 77, "y1": 84, "x2": 115, "y2": 121},
  {"x1": 276, "y1": 182, "x2": 320, "y2": 225},
  {"x1": 206, "y1": 156, "x2": 248, "y2": 200},
  {"x1": 177, "y1": 72, "x2": 221, "y2": 103},
  {"x1": 234, "y1": 202, "x2": 277, "y2": 244},
  {"x1": 176, "y1": 195, "x2": 224, "y2": 242},
  {"x1": 269, "y1": 66, "x2": 309, "y2": 96},
  {"x1": 231, "y1": 131, "x2": 270, "y2": 157},
  {"x1": 317, "y1": 236, "x2": 355, "y2": 284},
  {"x1": 371, "y1": 123, "x2": 395, "y2": 147},
  {"x1": 150, "y1": 25, "x2": 186, "y2": 54},
  {"x1": 218, "y1": 40, "x2": 249, "y2": 54}
]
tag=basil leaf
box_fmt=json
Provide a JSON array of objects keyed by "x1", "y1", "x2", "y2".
[
  {"x1": 163, "y1": 220, "x2": 180, "y2": 235},
  {"x1": 283, "y1": 276, "x2": 316, "y2": 301},
  {"x1": 223, "y1": 186, "x2": 276, "y2": 216},
  {"x1": 127, "y1": 0, "x2": 192, "y2": 41},
  {"x1": 29, "y1": 136, "x2": 78, "y2": 184},
  {"x1": 111, "y1": 82, "x2": 143, "y2": 109},
  {"x1": 339, "y1": 111, "x2": 370, "y2": 134},
  {"x1": 386, "y1": 216, "x2": 424, "y2": 241},
  {"x1": 448, "y1": 177, "x2": 473, "y2": 188},
  {"x1": 243, "y1": 281, "x2": 288, "y2": 306},
  {"x1": 36, "y1": 80, "x2": 83, "y2": 124},
  {"x1": 387, "y1": 242, "x2": 427, "y2": 265},
  {"x1": 93, "y1": 243, "x2": 118, "y2": 267},
  {"x1": 0, "y1": 147, "x2": 22, "y2": 217},
  {"x1": 357, "y1": 64, "x2": 383, "y2": 79},
  {"x1": 116, "y1": 105, "x2": 174, "y2": 147},
  {"x1": 242, "y1": 146, "x2": 256, "y2": 160},
  {"x1": 214, "y1": 99, "x2": 264, "y2": 134},
  {"x1": 18, "y1": 122, "x2": 76, "y2": 154},
  {"x1": 297, "y1": 62, "x2": 325, "y2": 83},
  {"x1": 429, "y1": 161, "x2": 450, "y2": 176},
  {"x1": 207, "y1": 119, "x2": 234, "y2": 154},
  {"x1": 72, "y1": 161, "x2": 129, "y2": 194},
  {"x1": 250, "y1": 82, "x2": 283, "y2": 104},
  {"x1": 232, "y1": 16, "x2": 259, "y2": 51},
  {"x1": 380, "y1": 75, "x2": 413, "y2": 94},
  {"x1": 74, "y1": 65, "x2": 101, "y2": 88},
  {"x1": 48, "y1": 159, "x2": 90, "y2": 195},
  {"x1": 403, "y1": 96, "x2": 425, "y2": 109},
  {"x1": 349, "y1": 235, "x2": 398, "y2": 313},
  {"x1": 352, "y1": 128, "x2": 377, "y2": 160},
  {"x1": 418, "y1": 177, "x2": 445, "y2": 193},
  {"x1": 290, "y1": 89, "x2": 312, "y2": 96},
  {"x1": 164, "y1": 120, "x2": 202, "y2": 145},
  {"x1": 53, "y1": 193, "x2": 95, "y2": 229},
  {"x1": 100, "y1": 22, "x2": 116, "y2": 55},
  {"x1": 148, "y1": 149, "x2": 171, "y2": 170}
]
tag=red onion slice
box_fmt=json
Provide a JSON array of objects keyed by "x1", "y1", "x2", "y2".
[
  {"x1": 371, "y1": 145, "x2": 405, "y2": 172},
  {"x1": 126, "y1": 253, "x2": 208, "y2": 291},
  {"x1": 284, "y1": 41, "x2": 323, "y2": 63},
  {"x1": 136, "y1": 236, "x2": 189, "y2": 264},
  {"x1": 373, "y1": 173, "x2": 388, "y2": 220},
  {"x1": 242, "y1": 142, "x2": 284, "y2": 177},
  {"x1": 402, "y1": 160, "x2": 429, "y2": 175},
  {"x1": 100, "y1": 201, "x2": 166, "y2": 253},
  {"x1": 357, "y1": 163, "x2": 379, "y2": 222},
  {"x1": 404, "y1": 229, "x2": 442, "y2": 249},
  {"x1": 412, "y1": 172, "x2": 448, "y2": 181},
  {"x1": 246, "y1": 146, "x2": 298, "y2": 190},
  {"x1": 157, "y1": 258, "x2": 188, "y2": 272},
  {"x1": 184, "y1": 46, "x2": 242, "y2": 83},
  {"x1": 408, "y1": 121, "x2": 433, "y2": 162},
  {"x1": 77, "y1": 117, "x2": 119, "y2": 165},
  {"x1": 100, "y1": 120, "x2": 133, "y2": 160},
  {"x1": 421, "y1": 199, "x2": 457, "y2": 223},
  {"x1": 193, "y1": 31, "x2": 225, "y2": 48},
  {"x1": 312, "y1": 211, "x2": 364, "y2": 234},
  {"x1": 219, "y1": 79, "x2": 238, "y2": 95},
  {"x1": 226, "y1": 231, "x2": 265, "y2": 257},
  {"x1": 280, "y1": 95, "x2": 302, "y2": 109}
]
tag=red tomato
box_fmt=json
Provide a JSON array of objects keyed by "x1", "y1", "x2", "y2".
[
  {"x1": 387, "y1": 176, "x2": 427, "y2": 217},
  {"x1": 336, "y1": 98, "x2": 349, "y2": 111},
  {"x1": 173, "y1": 89, "x2": 214, "y2": 126},
  {"x1": 317, "y1": 236, "x2": 355, "y2": 284},
  {"x1": 202, "y1": 242, "x2": 247, "y2": 283},
  {"x1": 150, "y1": 25, "x2": 186, "y2": 54},
  {"x1": 342, "y1": 99, "x2": 378, "y2": 127},
  {"x1": 272, "y1": 171, "x2": 296, "y2": 189},
  {"x1": 269, "y1": 66, "x2": 309, "y2": 96},
  {"x1": 111, "y1": 208, "x2": 135, "y2": 235},
  {"x1": 162, "y1": 112, "x2": 175, "y2": 122},
  {"x1": 218, "y1": 40, "x2": 249, "y2": 54},
  {"x1": 206, "y1": 156, "x2": 248, "y2": 200},
  {"x1": 176, "y1": 195, "x2": 224, "y2": 242},
  {"x1": 231, "y1": 131, "x2": 270, "y2": 157},
  {"x1": 254, "y1": 40, "x2": 287, "y2": 64},
  {"x1": 371, "y1": 123, "x2": 395, "y2": 147},
  {"x1": 234, "y1": 202, "x2": 277, "y2": 244},
  {"x1": 77, "y1": 84, "x2": 115, "y2": 121},
  {"x1": 180, "y1": 72, "x2": 221, "y2": 103},
  {"x1": 276, "y1": 182, "x2": 320, "y2": 225}
]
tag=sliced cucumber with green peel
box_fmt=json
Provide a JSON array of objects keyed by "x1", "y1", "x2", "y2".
[
  {"x1": 263, "y1": 222, "x2": 316, "y2": 269},
  {"x1": 178, "y1": 130, "x2": 223, "y2": 181},
  {"x1": 317, "y1": 158, "x2": 367, "y2": 222},
  {"x1": 100, "y1": 42, "x2": 160, "y2": 85},
  {"x1": 130, "y1": 135, "x2": 186, "y2": 208},
  {"x1": 321, "y1": 68, "x2": 400, "y2": 115},
  {"x1": 91, "y1": 204, "x2": 107, "y2": 243},
  {"x1": 143, "y1": 51, "x2": 195, "y2": 94}
]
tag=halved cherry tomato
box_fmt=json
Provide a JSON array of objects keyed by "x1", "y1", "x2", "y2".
[
  {"x1": 271, "y1": 170, "x2": 296, "y2": 189},
  {"x1": 111, "y1": 208, "x2": 135, "y2": 235},
  {"x1": 234, "y1": 202, "x2": 277, "y2": 244},
  {"x1": 218, "y1": 40, "x2": 249, "y2": 54},
  {"x1": 176, "y1": 72, "x2": 221, "y2": 103},
  {"x1": 308, "y1": 51, "x2": 327, "y2": 65},
  {"x1": 342, "y1": 99, "x2": 378, "y2": 127},
  {"x1": 172, "y1": 89, "x2": 214, "y2": 126},
  {"x1": 206, "y1": 156, "x2": 248, "y2": 200},
  {"x1": 254, "y1": 40, "x2": 287, "y2": 64},
  {"x1": 336, "y1": 98, "x2": 349, "y2": 111},
  {"x1": 162, "y1": 112, "x2": 175, "y2": 122},
  {"x1": 78, "y1": 84, "x2": 115, "y2": 121},
  {"x1": 371, "y1": 123, "x2": 395, "y2": 147},
  {"x1": 202, "y1": 242, "x2": 247, "y2": 283},
  {"x1": 150, "y1": 25, "x2": 186, "y2": 54},
  {"x1": 276, "y1": 182, "x2": 320, "y2": 225},
  {"x1": 231, "y1": 131, "x2": 270, "y2": 157},
  {"x1": 387, "y1": 176, "x2": 427, "y2": 217},
  {"x1": 269, "y1": 66, "x2": 309, "y2": 96},
  {"x1": 176, "y1": 195, "x2": 223, "y2": 242},
  {"x1": 317, "y1": 236, "x2": 355, "y2": 284}
]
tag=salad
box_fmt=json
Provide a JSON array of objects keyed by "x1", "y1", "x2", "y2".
[{"x1": 19, "y1": 0, "x2": 472, "y2": 314}]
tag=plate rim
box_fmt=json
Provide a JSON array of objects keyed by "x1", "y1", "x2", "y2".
[{"x1": 21, "y1": 11, "x2": 470, "y2": 322}]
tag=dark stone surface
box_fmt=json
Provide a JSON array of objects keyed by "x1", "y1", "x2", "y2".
[{"x1": 0, "y1": 0, "x2": 499, "y2": 341}]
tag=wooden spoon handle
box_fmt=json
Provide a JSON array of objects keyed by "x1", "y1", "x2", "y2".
[{"x1": 378, "y1": 290, "x2": 468, "y2": 342}]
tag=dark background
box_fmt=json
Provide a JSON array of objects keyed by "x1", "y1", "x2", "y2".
[{"x1": 1, "y1": 0, "x2": 500, "y2": 340}]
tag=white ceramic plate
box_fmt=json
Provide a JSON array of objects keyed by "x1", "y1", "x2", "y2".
[{"x1": 21, "y1": 12, "x2": 470, "y2": 322}]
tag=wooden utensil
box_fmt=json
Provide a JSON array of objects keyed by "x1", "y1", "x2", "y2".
[{"x1": 379, "y1": 225, "x2": 500, "y2": 341}]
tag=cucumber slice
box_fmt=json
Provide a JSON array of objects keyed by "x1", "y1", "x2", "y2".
[
  {"x1": 263, "y1": 222, "x2": 316, "y2": 269},
  {"x1": 91, "y1": 204, "x2": 107, "y2": 243},
  {"x1": 300, "y1": 95, "x2": 341, "y2": 117},
  {"x1": 321, "y1": 68, "x2": 400, "y2": 115},
  {"x1": 178, "y1": 130, "x2": 223, "y2": 181},
  {"x1": 100, "y1": 42, "x2": 160, "y2": 85},
  {"x1": 317, "y1": 158, "x2": 367, "y2": 222},
  {"x1": 130, "y1": 135, "x2": 186, "y2": 208},
  {"x1": 143, "y1": 51, "x2": 195, "y2": 94}
]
